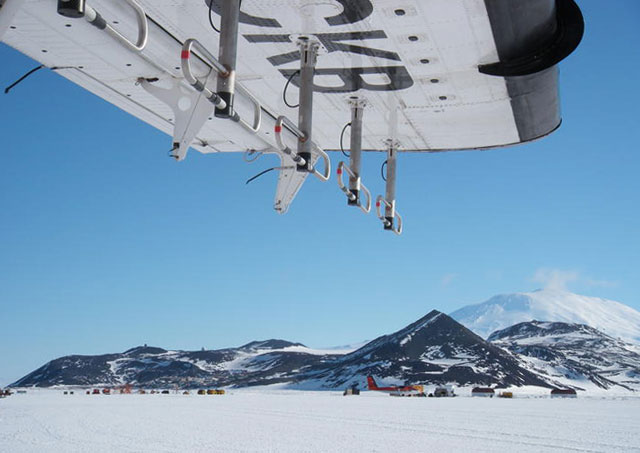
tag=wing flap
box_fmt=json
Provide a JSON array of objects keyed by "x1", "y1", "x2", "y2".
[{"x1": 273, "y1": 154, "x2": 319, "y2": 214}]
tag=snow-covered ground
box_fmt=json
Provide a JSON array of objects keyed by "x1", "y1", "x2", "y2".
[{"x1": 1, "y1": 390, "x2": 639, "y2": 452}]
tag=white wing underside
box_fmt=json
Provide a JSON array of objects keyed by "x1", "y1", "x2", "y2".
[{"x1": 0, "y1": 0, "x2": 561, "y2": 213}]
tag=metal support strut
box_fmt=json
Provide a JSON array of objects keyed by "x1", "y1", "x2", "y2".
[
  {"x1": 336, "y1": 98, "x2": 371, "y2": 213},
  {"x1": 214, "y1": 0, "x2": 240, "y2": 119},
  {"x1": 181, "y1": 39, "x2": 261, "y2": 132},
  {"x1": 274, "y1": 116, "x2": 331, "y2": 182},
  {"x1": 57, "y1": 0, "x2": 148, "y2": 53},
  {"x1": 296, "y1": 38, "x2": 319, "y2": 173},
  {"x1": 376, "y1": 142, "x2": 403, "y2": 235},
  {"x1": 348, "y1": 98, "x2": 364, "y2": 205}
]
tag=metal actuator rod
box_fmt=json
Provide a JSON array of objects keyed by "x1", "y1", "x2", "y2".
[
  {"x1": 385, "y1": 145, "x2": 397, "y2": 221},
  {"x1": 336, "y1": 98, "x2": 371, "y2": 214},
  {"x1": 215, "y1": 0, "x2": 241, "y2": 119},
  {"x1": 376, "y1": 142, "x2": 403, "y2": 235},
  {"x1": 348, "y1": 98, "x2": 365, "y2": 205},
  {"x1": 296, "y1": 38, "x2": 319, "y2": 173}
]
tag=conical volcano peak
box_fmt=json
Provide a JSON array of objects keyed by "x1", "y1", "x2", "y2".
[{"x1": 451, "y1": 290, "x2": 640, "y2": 343}]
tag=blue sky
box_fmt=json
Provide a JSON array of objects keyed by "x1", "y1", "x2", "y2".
[{"x1": 1, "y1": 0, "x2": 639, "y2": 386}]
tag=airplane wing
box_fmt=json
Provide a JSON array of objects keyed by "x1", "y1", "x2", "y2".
[{"x1": 0, "y1": 0, "x2": 583, "y2": 218}]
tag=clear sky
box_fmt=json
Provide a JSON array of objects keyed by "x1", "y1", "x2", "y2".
[{"x1": 1, "y1": 0, "x2": 639, "y2": 386}]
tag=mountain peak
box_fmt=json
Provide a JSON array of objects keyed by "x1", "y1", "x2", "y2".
[
  {"x1": 312, "y1": 310, "x2": 551, "y2": 389},
  {"x1": 239, "y1": 339, "x2": 306, "y2": 350},
  {"x1": 451, "y1": 290, "x2": 640, "y2": 343},
  {"x1": 399, "y1": 309, "x2": 445, "y2": 334},
  {"x1": 123, "y1": 346, "x2": 168, "y2": 356}
]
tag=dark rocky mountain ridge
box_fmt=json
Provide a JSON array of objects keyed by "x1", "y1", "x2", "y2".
[
  {"x1": 294, "y1": 310, "x2": 552, "y2": 389},
  {"x1": 490, "y1": 321, "x2": 640, "y2": 391},
  {"x1": 11, "y1": 339, "x2": 337, "y2": 388},
  {"x1": 12, "y1": 313, "x2": 639, "y2": 392}
]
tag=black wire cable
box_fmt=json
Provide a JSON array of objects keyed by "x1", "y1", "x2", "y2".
[
  {"x1": 208, "y1": 1, "x2": 220, "y2": 33},
  {"x1": 5, "y1": 66, "x2": 79, "y2": 95},
  {"x1": 4, "y1": 65, "x2": 44, "y2": 94},
  {"x1": 208, "y1": 0, "x2": 242, "y2": 34},
  {"x1": 339, "y1": 122, "x2": 351, "y2": 157},
  {"x1": 246, "y1": 165, "x2": 293, "y2": 185},
  {"x1": 282, "y1": 70, "x2": 300, "y2": 108},
  {"x1": 246, "y1": 167, "x2": 277, "y2": 185},
  {"x1": 381, "y1": 160, "x2": 388, "y2": 182}
]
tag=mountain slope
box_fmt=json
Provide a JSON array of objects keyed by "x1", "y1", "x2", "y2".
[
  {"x1": 11, "y1": 340, "x2": 338, "y2": 388},
  {"x1": 451, "y1": 289, "x2": 640, "y2": 343},
  {"x1": 295, "y1": 310, "x2": 552, "y2": 390},
  {"x1": 12, "y1": 313, "x2": 556, "y2": 390},
  {"x1": 489, "y1": 321, "x2": 640, "y2": 391},
  {"x1": 17, "y1": 309, "x2": 638, "y2": 392}
]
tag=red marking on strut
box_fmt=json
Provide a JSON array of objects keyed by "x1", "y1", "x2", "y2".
[
  {"x1": 181, "y1": 50, "x2": 190, "y2": 60},
  {"x1": 274, "y1": 125, "x2": 282, "y2": 133}
]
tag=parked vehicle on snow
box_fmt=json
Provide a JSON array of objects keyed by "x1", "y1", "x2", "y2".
[
  {"x1": 471, "y1": 387, "x2": 495, "y2": 397},
  {"x1": 551, "y1": 388, "x2": 577, "y2": 398}
]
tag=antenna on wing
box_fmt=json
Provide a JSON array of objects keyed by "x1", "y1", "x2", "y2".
[
  {"x1": 282, "y1": 70, "x2": 300, "y2": 109},
  {"x1": 58, "y1": 0, "x2": 331, "y2": 212},
  {"x1": 4, "y1": 65, "x2": 44, "y2": 94},
  {"x1": 375, "y1": 140, "x2": 403, "y2": 235},
  {"x1": 245, "y1": 166, "x2": 294, "y2": 185},
  {"x1": 339, "y1": 122, "x2": 351, "y2": 157},
  {"x1": 336, "y1": 97, "x2": 372, "y2": 214},
  {"x1": 4, "y1": 65, "x2": 72, "y2": 94},
  {"x1": 270, "y1": 37, "x2": 331, "y2": 182}
]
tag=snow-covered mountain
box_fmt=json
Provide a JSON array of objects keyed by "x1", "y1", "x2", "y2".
[
  {"x1": 10, "y1": 341, "x2": 342, "y2": 388},
  {"x1": 294, "y1": 310, "x2": 552, "y2": 390},
  {"x1": 14, "y1": 306, "x2": 639, "y2": 392},
  {"x1": 451, "y1": 289, "x2": 640, "y2": 343},
  {"x1": 12, "y1": 312, "x2": 553, "y2": 390},
  {"x1": 490, "y1": 321, "x2": 640, "y2": 391}
]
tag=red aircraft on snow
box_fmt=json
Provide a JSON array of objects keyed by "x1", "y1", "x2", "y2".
[{"x1": 366, "y1": 376, "x2": 424, "y2": 395}]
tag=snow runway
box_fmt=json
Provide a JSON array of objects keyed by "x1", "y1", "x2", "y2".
[{"x1": 1, "y1": 391, "x2": 639, "y2": 452}]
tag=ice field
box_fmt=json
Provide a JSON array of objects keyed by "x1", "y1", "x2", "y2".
[{"x1": 1, "y1": 390, "x2": 639, "y2": 452}]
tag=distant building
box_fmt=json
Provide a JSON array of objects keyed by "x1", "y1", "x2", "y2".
[
  {"x1": 550, "y1": 388, "x2": 577, "y2": 398},
  {"x1": 471, "y1": 387, "x2": 495, "y2": 397}
]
